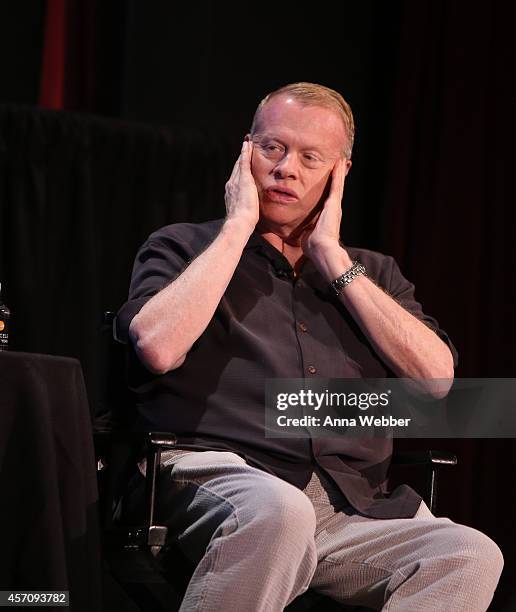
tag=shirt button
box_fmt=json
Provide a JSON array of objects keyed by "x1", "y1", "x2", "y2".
[
  {"x1": 307, "y1": 365, "x2": 317, "y2": 374},
  {"x1": 298, "y1": 322, "x2": 308, "y2": 332}
]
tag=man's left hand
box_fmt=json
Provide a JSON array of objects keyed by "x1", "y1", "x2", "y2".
[{"x1": 300, "y1": 156, "x2": 348, "y2": 259}]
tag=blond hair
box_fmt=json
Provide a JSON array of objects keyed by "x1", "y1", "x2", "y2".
[{"x1": 250, "y1": 82, "x2": 355, "y2": 159}]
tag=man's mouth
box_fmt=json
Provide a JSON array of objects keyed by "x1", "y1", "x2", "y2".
[{"x1": 265, "y1": 187, "x2": 299, "y2": 203}]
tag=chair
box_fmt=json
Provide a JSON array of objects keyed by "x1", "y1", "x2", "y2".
[{"x1": 95, "y1": 312, "x2": 458, "y2": 611}]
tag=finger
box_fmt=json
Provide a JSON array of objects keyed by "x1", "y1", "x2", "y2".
[
  {"x1": 239, "y1": 140, "x2": 253, "y2": 174},
  {"x1": 249, "y1": 141, "x2": 254, "y2": 169},
  {"x1": 239, "y1": 140, "x2": 249, "y2": 162},
  {"x1": 228, "y1": 160, "x2": 240, "y2": 186},
  {"x1": 328, "y1": 157, "x2": 345, "y2": 201}
]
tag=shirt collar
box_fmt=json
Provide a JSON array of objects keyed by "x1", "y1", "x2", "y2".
[
  {"x1": 243, "y1": 230, "x2": 332, "y2": 295},
  {"x1": 243, "y1": 231, "x2": 268, "y2": 250}
]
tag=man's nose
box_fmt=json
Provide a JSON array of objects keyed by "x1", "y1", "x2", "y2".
[{"x1": 273, "y1": 153, "x2": 298, "y2": 180}]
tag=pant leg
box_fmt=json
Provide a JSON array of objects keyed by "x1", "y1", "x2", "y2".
[
  {"x1": 304, "y1": 467, "x2": 503, "y2": 612},
  {"x1": 139, "y1": 449, "x2": 318, "y2": 612}
]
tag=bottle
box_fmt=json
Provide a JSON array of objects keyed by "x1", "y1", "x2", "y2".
[{"x1": 0, "y1": 282, "x2": 10, "y2": 351}]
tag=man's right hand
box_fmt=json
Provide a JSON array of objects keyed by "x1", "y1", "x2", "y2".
[{"x1": 224, "y1": 140, "x2": 260, "y2": 231}]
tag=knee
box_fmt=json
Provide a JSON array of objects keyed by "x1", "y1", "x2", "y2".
[
  {"x1": 444, "y1": 524, "x2": 504, "y2": 586},
  {"x1": 466, "y1": 527, "x2": 504, "y2": 577},
  {"x1": 251, "y1": 479, "x2": 317, "y2": 544}
]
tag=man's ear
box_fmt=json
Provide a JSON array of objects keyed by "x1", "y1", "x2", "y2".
[{"x1": 344, "y1": 159, "x2": 352, "y2": 176}]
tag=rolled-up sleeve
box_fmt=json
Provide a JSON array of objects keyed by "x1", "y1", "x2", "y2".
[
  {"x1": 116, "y1": 221, "x2": 222, "y2": 344},
  {"x1": 379, "y1": 255, "x2": 459, "y2": 368},
  {"x1": 116, "y1": 233, "x2": 189, "y2": 343}
]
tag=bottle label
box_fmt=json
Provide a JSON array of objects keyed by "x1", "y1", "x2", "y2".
[{"x1": 0, "y1": 319, "x2": 8, "y2": 349}]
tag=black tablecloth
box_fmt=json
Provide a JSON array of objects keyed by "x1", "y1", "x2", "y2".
[{"x1": 0, "y1": 351, "x2": 101, "y2": 610}]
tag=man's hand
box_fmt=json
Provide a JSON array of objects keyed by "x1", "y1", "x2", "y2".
[
  {"x1": 225, "y1": 140, "x2": 260, "y2": 232},
  {"x1": 300, "y1": 156, "x2": 348, "y2": 259}
]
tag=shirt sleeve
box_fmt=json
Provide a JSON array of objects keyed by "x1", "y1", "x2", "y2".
[
  {"x1": 116, "y1": 231, "x2": 191, "y2": 344},
  {"x1": 379, "y1": 255, "x2": 459, "y2": 368}
]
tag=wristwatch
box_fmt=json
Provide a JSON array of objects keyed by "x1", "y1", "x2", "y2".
[{"x1": 330, "y1": 261, "x2": 367, "y2": 296}]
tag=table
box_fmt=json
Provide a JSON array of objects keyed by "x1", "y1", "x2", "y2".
[{"x1": 0, "y1": 351, "x2": 101, "y2": 610}]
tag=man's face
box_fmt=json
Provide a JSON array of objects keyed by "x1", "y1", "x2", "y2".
[{"x1": 250, "y1": 95, "x2": 350, "y2": 237}]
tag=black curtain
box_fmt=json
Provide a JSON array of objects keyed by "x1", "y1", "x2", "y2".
[
  {"x1": 382, "y1": 0, "x2": 515, "y2": 377},
  {"x1": 0, "y1": 105, "x2": 231, "y2": 414},
  {"x1": 380, "y1": 2, "x2": 516, "y2": 609}
]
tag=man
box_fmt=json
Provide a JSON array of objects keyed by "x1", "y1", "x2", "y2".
[{"x1": 117, "y1": 83, "x2": 503, "y2": 611}]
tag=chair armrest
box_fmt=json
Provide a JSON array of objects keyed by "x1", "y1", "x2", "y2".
[
  {"x1": 390, "y1": 450, "x2": 458, "y2": 514},
  {"x1": 94, "y1": 430, "x2": 178, "y2": 462},
  {"x1": 391, "y1": 450, "x2": 457, "y2": 466},
  {"x1": 147, "y1": 432, "x2": 178, "y2": 449},
  {"x1": 143, "y1": 433, "x2": 178, "y2": 532}
]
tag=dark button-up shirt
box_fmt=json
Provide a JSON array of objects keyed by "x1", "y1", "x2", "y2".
[{"x1": 117, "y1": 219, "x2": 458, "y2": 518}]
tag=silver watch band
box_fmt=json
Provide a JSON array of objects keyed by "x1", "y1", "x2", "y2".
[{"x1": 330, "y1": 261, "x2": 367, "y2": 296}]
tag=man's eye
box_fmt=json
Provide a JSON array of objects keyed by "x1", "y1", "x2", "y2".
[
  {"x1": 261, "y1": 144, "x2": 284, "y2": 158},
  {"x1": 303, "y1": 154, "x2": 319, "y2": 162}
]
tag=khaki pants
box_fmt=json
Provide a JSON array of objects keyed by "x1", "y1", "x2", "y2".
[{"x1": 127, "y1": 449, "x2": 503, "y2": 611}]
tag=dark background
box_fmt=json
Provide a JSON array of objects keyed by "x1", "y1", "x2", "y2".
[{"x1": 0, "y1": 1, "x2": 514, "y2": 608}]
